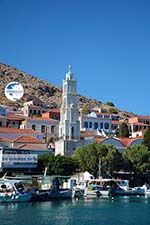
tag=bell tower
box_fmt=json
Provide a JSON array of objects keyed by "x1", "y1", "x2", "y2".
[{"x1": 59, "y1": 65, "x2": 80, "y2": 140}]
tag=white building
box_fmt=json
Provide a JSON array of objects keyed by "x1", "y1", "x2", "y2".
[
  {"x1": 55, "y1": 66, "x2": 90, "y2": 156},
  {"x1": 80, "y1": 111, "x2": 111, "y2": 135},
  {"x1": 20, "y1": 117, "x2": 59, "y2": 139}
]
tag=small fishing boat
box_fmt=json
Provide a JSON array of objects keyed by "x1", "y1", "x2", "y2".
[
  {"x1": 0, "y1": 179, "x2": 32, "y2": 203},
  {"x1": 31, "y1": 176, "x2": 72, "y2": 201}
]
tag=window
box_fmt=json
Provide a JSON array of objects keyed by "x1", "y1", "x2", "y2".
[
  {"x1": 71, "y1": 127, "x2": 74, "y2": 139},
  {"x1": 100, "y1": 123, "x2": 103, "y2": 129},
  {"x1": 89, "y1": 122, "x2": 92, "y2": 128},
  {"x1": 104, "y1": 123, "x2": 109, "y2": 130},
  {"x1": 51, "y1": 126, "x2": 55, "y2": 134},
  {"x1": 34, "y1": 110, "x2": 37, "y2": 115},
  {"x1": 104, "y1": 115, "x2": 110, "y2": 119},
  {"x1": 41, "y1": 125, "x2": 46, "y2": 133},
  {"x1": 0, "y1": 122, "x2": 2, "y2": 127},
  {"x1": 32, "y1": 125, "x2": 36, "y2": 130},
  {"x1": 94, "y1": 122, "x2": 98, "y2": 129},
  {"x1": 84, "y1": 121, "x2": 88, "y2": 128}
]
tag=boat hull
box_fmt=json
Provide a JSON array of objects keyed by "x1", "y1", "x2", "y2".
[
  {"x1": 0, "y1": 193, "x2": 31, "y2": 203},
  {"x1": 49, "y1": 189, "x2": 72, "y2": 199}
]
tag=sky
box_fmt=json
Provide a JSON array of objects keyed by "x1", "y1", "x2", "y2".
[{"x1": 0, "y1": 0, "x2": 150, "y2": 115}]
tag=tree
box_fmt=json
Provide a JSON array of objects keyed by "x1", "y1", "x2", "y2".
[
  {"x1": 81, "y1": 105, "x2": 90, "y2": 115},
  {"x1": 50, "y1": 155, "x2": 78, "y2": 176},
  {"x1": 118, "y1": 122, "x2": 129, "y2": 137},
  {"x1": 108, "y1": 107, "x2": 118, "y2": 114},
  {"x1": 106, "y1": 101, "x2": 115, "y2": 107},
  {"x1": 38, "y1": 154, "x2": 78, "y2": 176},
  {"x1": 143, "y1": 128, "x2": 150, "y2": 150},
  {"x1": 73, "y1": 142, "x2": 122, "y2": 178},
  {"x1": 123, "y1": 144, "x2": 150, "y2": 174}
]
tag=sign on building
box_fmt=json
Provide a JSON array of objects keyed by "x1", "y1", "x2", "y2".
[{"x1": 2, "y1": 154, "x2": 38, "y2": 168}]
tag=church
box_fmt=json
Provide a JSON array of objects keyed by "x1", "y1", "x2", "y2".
[{"x1": 55, "y1": 66, "x2": 91, "y2": 156}]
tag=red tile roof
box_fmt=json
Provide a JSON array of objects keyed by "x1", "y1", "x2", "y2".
[
  {"x1": 130, "y1": 122, "x2": 150, "y2": 126},
  {"x1": 0, "y1": 137, "x2": 11, "y2": 142},
  {"x1": 0, "y1": 128, "x2": 36, "y2": 134},
  {"x1": 80, "y1": 131, "x2": 95, "y2": 137},
  {"x1": 18, "y1": 144, "x2": 48, "y2": 150},
  {"x1": 7, "y1": 114, "x2": 24, "y2": 121},
  {"x1": 118, "y1": 137, "x2": 143, "y2": 147},
  {"x1": 46, "y1": 109, "x2": 60, "y2": 113},
  {"x1": 13, "y1": 136, "x2": 44, "y2": 144},
  {"x1": 111, "y1": 121, "x2": 121, "y2": 125},
  {"x1": 29, "y1": 117, "x2": 58, "y2": 122},
  {"x1": 137, "y1": 115, "x2": 150, "y2": 119}
]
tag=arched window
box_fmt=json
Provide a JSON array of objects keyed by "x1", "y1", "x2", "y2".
[
  {"x1": 84, "y1": 121, "x2": 88, "y2": 128},
  {"x1": 94, "y1": 122, "x2": 98, "y2": 129},
  {"x1": 104, "y1": 123, "x2": 109, "y2": 130},
  {"x1": 89, "y1": 122, "x2": 92, "y2": 128}
]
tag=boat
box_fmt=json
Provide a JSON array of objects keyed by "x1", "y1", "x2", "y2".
[
  {"x1": 73, "y1": 180, "x2": 101, "y2": 198},
  {"x1": 73, "y1": 178, "x2": 145, "y2": 197},
  {"x1": 141, "y1": 184, "x2": 150, "y2": 196},
  {"x1": 0, "y1": 179, "x2": 32, "y2": 203},
  {"x1": 31, "y1": 175, "x2": 72, "y2": 201}
]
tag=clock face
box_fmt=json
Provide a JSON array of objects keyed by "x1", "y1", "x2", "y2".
[{"x1": 5, "y1": 81, "x2": 24, "y2": 102}]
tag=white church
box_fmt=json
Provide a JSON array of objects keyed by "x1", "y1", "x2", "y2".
[{"x1": 55, "y1": 66, "x2": 92, "y2": 156}]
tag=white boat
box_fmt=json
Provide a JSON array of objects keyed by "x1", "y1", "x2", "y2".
[
  {"x1": 73, "y1": 178, "x2": 145, "y2": 197},
  {"x1": 0, "y1": 179, "x2": 31, "y2": 203},
  {"x1": 141, "y1": 184, "x2": 150, "y2": 196}
]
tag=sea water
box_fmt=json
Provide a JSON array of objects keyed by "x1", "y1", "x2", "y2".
[{"x1": 0, "y1": 196, "x2": 150, "y2": 225}]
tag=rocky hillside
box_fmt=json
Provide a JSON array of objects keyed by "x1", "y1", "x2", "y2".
[
  {"x1": 0, "y1": 63, "x2": 136, "y2": 119},
  {"x1": 0, "y1": 63, "x2": 102, "y2": 109}
]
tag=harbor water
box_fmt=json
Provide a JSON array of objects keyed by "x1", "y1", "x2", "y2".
[{"x1": 0, "y1": 196, "x2": 150, "y2": 225}]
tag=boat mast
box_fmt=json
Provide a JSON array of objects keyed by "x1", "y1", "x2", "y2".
[{"x1": 98, "y1": 159, "x2": 101, "y2": 178}]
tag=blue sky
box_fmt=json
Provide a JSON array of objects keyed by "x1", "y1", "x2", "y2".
[{"x1": 0, "y1": 0, "x2": 150, "y2": 115}]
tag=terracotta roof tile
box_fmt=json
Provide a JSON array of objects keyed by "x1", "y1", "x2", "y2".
[
  {"x1": 0, "y1": 128, "x2": 36, "y2": 134},
  {"x1": 129, "y1": 122, "x2": 150, "y2": 126},
  {"x1": 13, "y1": 136, "x2": 44, "y2": 144},
  {"x1": 118, "y1": 137, "x2": 143, "y2": 147},
  {"x1": 111, "y1": 121, "x2": 121, "y2": 124},
  {"x1": 137, "y1": 115, "x2": 150, "y2": 119},
  {"x1": 0, "y1": 137, "x2": 11, "y2": 142},
  {"x1": 18, "y1": 144, "x2": 48, "y2": 150},
  {"x1": 7, "y1": 114, "x2": 24, "y2": 121},
  {"x1": 29, "y1": 117, "x2": 58, "y2": 122}
]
